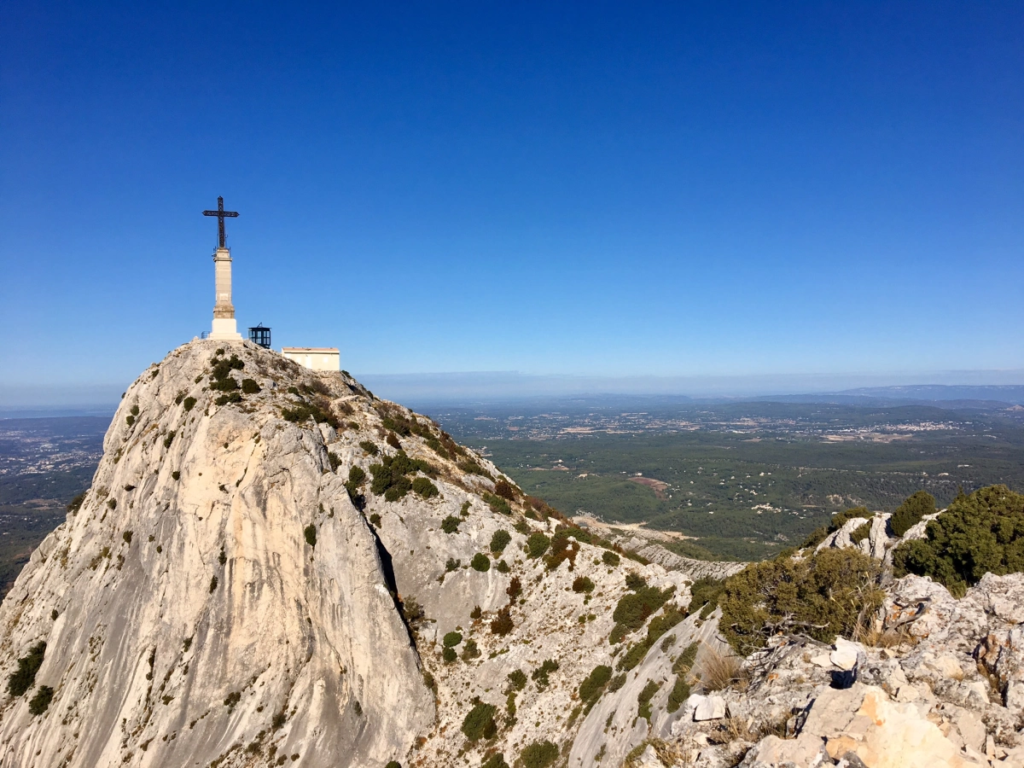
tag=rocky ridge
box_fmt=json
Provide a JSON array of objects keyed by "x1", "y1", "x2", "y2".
[{"x1": 2, "y1": 341, "x2": 1024, "y2": 768}]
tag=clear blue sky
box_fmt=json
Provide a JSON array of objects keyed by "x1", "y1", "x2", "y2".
[{"x1": 2, "y1": 2, "x2": 1022, "y2": 403}]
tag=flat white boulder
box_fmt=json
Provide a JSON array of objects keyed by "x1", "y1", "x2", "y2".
[{"x1": 694, "y1": 694, "x2": 727, "y2": 721}]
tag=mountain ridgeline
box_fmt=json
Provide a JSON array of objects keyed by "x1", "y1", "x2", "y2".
[{"x1": 3, "y1": 341, "x2": 1024, "y2": 768}]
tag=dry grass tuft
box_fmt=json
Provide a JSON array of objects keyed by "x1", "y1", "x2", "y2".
[{"x1": 699, "y1": 646, "x2": 746, "y2": 692}]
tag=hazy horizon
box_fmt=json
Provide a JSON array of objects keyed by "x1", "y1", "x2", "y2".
[{"x1": 5, "y1": 367, "x2": 1024, "y2": 412}]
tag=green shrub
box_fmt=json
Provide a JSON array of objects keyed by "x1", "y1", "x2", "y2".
[
  {"x1": 531, "y1": 659, "x2": 559, "y2": 688},
  {"x1": 602, "y1": 550, "x2": 620, "y2": 567},
  {"x1": 462, "y1": 639, "x2": 481, "y2": 660},
  {"x1": 461, "y1": 701, "x2": 497, "y2": 741},
  {"x1": 369, "y1": 513, "x2": 381, "y2": 527},
  {"x1": 526, "y1": 532, "x2": 550, "y2": 559},
  {"x1": 28, "y1": 685, "x2": 53, "y2": 715},
  {"x1": 850, "y1": 521, "x2": 871, "y2": 543},
  {"x1": 890, "y1": 490, "x2": 936, "y2": 538},
  {"x1": 519, "y1": 740, "x2": 559, "y2": 768},
  {"x1": 216, "y1": 392, "x2": 242, "y2": 406},
  {"x1": 443, "y1": 647, "x2": 457, "y2": 663},
  {"x1": 490, "y1": 529, "x2": 512, "y2": 553},
  {"x1": 507, "y1": 669, "x2": 527, "y2": 691},
  {"x1": 637, "y1": 679, "x2": 661, "y2": 722},
  {"x1": 666, "y1": 675, "x2": 690, "y2": 713},
  {"x1": 281, "y1": 397, "x2": 338, "y2": 428},
  {"x1": 458, "y1": 460, "x2": 492, "y2": 479},
  {"x1": 608, "y1": 673, "x2": 626, "y2": 692},
  {"x1": 304, "y1": 524, "x2": 317, "y2": 548},
  {"x1": 618, "y1": 608, "x2": 684, "y2": 671},
  {"x1": 443, "y1": 631, "x2": 463, "y2": 647},
  {"x1": 471, "y1": 553, "x2": 491, "y2": 572},
  {"x1": 183, "y1": 396, "x2": 197, "y2": 412},
  {"x1": 359, "y1": 440, "x2": 379, "y2": 456},
  {"x1": 66, "y1": 492, "x2": 86, "y2": 515},
  {"x1": 123, "y1": 530, "x2": 133, "y2": 545},
  {"x1": 386, "y1": 432, "x2": 402, "y2": 449},
  {"x1": 412, "y1": 477, "x2": 439, "y2": 499},
  {"x1": 241, "y1": 378, "x2": 261, "y2": 394},
  {"x1": 445, "y1": 558, "x2": 461, "y2": 572},
  {"x1": 327, "y1": 452, "x2": 342, "y2": 472},
  {"x1": 441, "y1": 516, "x2": 461, "y2": 534},
  {"x1": 579, "y1": 664, "x2": 612, "y2": 704},
  {"x1": 893, "y1": 485, "x2": 1024, "y2": 596},
  {"x1": 612, "y1": 586, "x2": 673, "y2": 635},
  {"x1": 224, "y1": 691, "x2": 241, "y2": 708},
  {"x1": 720, "y1": 547, "x2": 883, "y2": 654},
  {"x1": 171, "y1": 471, "x2": 180, "y2": 481},
  {"x1": 625, "y1": 572, "x2": 647, "y2": 590},
  {"x1": 485, "y1": 494, "x2": 512, "y2": 515},
  {"x1": 8, "y1": 642, "x2": 46, "y2": 697},
  {"x1": 496, "y1": 559, "x2": 510, "y2": 573},
  {"x1": 163, "y1": 431, "x2": 176, "y2": 448},
  {"x1": 482, "y1": 754, "x2": 508, "y2": 768},
  {"x1": 687, "y1": 577, "x2": 724, "y2": 617},
  {"x1": 572, "y1": 576, "x2": 595, "y2": 594},
  {"x1": 385, "y1": 762, "x2": 401, "y2": 768},
  {"x1": 131, "y1": 404, "x2": 140, "y2": 416},
  {"x1": 370, "y1": 452, "x2": 434, "y2": 502},
  {"x1": 209, "y1": 575, "x2": 218, "y2": 593}
]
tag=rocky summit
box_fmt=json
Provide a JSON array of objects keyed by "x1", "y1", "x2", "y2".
[{"x1": 1, "y1": 341, "x2": 1024, "y2": 768}]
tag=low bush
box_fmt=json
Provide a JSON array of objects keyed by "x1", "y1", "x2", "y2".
[
  {"x1": 526, "y1": 532, "x2": 550, "y2": 559},
  {"x1": 618, "y1": 608, "x2": 684, "y2": 671},
  {"x1": 602, "y1": 550, "x2": 620, "y2": 567},
  {"x1": 462, "y1": 639, "x2": 481, "y2": 660},
  {"x1": 29, "y1": 685, "x2": 54, "y2": 715},
  {"x1": 519, "y1": 740, "x2": 559, "y2": 768},
  {"x1": 484, "y1": 494, "x2": 512, "y2": 516},
  {"x1": 545, "y1": 528, "x2": 580, "y2": 571},
  {"x1": 183, "y1": 396, "x2": 197, "y2": 412},
  {"x1": 890, "y1": 490, "x2": 936, "y2": 538},
  {"x1": 445, "y1": 558, "x2": 461, "y2": 572},
  {"x1": 612, "y1": 586, "x2": 673, "y2": 635},
  {"x1": 572, "y1": 576, "x2": 595, "y2": 594},
  {"x1": 412, "y1": 477, "x2": 439, "y2": 499},
  {"x1": 482, "y1": 754, "x2": 508, "y2": 768},
  {"x1": 687, "y1": 577, "x2": 724, "y2": 618},
  {"x1": 66, "y1": 493, "x2": 85, "y2": 515},
  {"x1": 370, "y1": 452, "x2": 435, "y2": 502},
  {"x1": 625, "y1": 572, "x2": 647, "y2": 591},
  {"x1": 531, "y1": 659, "x2": 558, "y2": 688},
  {"x1": 443, "y1": 631, "x2": 463, "y2": 647},
  {"x1": 490, "y1": 529, "x2": 512, "y2": 554},
  {"x1": 359, "y1": 440, "x2": 379, "y2": 456},
  {"x1": 893, "y1": 485, "x2": 1024, "y2": 596},
  {"x1": 471, "y1": 553, "x2": 491, "y2": 572},
  {"x1": 636, "y1": 679, "x2": 661, "y2": 722},
  {"x1": 579, "y1": 664, "x2": 612, "y2": 706},
  {"x1": 241, "y1": 378, "x2": 261, "y2": 394},
  {"x1": 506, "y1": 576, "x2": 522, "y2": 600},
  {"x1": 493, "y1": 479, "x2": 515, "y2": 500},
  {"x1": 304, "y1": 524, "x2": 317, "y2": 548},
  {"x1": 507, "y1": 669, "x2": 527, "y2": 691},
  {"x1": 458, "y1": 460, "x2": 492, "y2": 479},
  {"x1": 443, "y1": 647, "x2": 457, "y2": 663},
  {"x1": 441, "y1": 516, "x2": 461, "y2": 534},
  {"x1": 8, "y1": 642, "x2": 46, "y2": 697},
  {"x1": 490, "y1": 608, "x2": 513, "y2": 636},
  {"x1": 281, "y1": 397, "x2": 338, "y2": 428},
  {"x1": 719, "y1": 547, "x2": 883, "y2": 654},
  {"x1": 461, "y1": 701, "x2": 497, "y2": 741},
  {"x1": 369, "y1": 513, "x2": 381, "y2": 527}
]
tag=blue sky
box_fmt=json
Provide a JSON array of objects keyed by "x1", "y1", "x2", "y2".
[{"x1": 2, "y1": 2, "x2": 1022, "y2": 403}]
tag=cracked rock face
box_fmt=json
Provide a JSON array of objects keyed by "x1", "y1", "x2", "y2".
[{"x1": 0, "y1": 341, "x2": 434, "y2": 767}]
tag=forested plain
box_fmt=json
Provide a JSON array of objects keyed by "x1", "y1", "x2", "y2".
[{"x1": 428, "y1": 400, "x2": 1024, "y2": 560}]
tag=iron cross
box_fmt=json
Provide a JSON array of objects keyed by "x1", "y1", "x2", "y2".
[{"x1": 202, "y1": 196, "x2": 239, "y2": 248}]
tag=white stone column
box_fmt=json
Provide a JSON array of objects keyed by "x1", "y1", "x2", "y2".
[{"x1": 209, "y1": 247, "x2": 243, "y2": 340}]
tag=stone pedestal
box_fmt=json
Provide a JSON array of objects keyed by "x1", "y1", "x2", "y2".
[{"x1": 209, "y1": 247, "x2": 242, "y2": 341}]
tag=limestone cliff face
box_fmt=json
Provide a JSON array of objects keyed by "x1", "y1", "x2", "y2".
[{"x1": 0, "y1": 341, "x2": 436, "y2": 767}]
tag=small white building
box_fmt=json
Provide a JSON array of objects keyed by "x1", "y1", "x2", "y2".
[{"x1": 282, "y1": 347, "x2": 340, "y2": 372}]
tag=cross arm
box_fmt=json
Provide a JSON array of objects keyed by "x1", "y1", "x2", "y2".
[{"x1": 203, "y1": 210, "x2": 240, "y2": 217}]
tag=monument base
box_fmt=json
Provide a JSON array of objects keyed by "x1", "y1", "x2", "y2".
[{"x1": 210, "y1": 318, "x2": 243, "y2": 341}]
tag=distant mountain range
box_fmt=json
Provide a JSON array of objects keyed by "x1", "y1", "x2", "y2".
[{"x1": 758, "y1": 385, "x2": 1024, "y2": 408}]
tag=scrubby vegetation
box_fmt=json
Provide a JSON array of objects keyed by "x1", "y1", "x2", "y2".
[
  {"x1": 344, "y1": 466, "x2": 366, "y2": 510},
  {"x1": 412, "y1": 476, "x2": 439, "y2": 499},
  {"x1": 303, "y1": 524, "x2": 317, "y2": 548},
  {"x1": 719, "y1": 547, "x2": 883, "y2": 654},
  {"x1": 370, "y1": 452, "x2": 435, "y2": 502},
  {"x1": 893, "y1": 485, "x2": 1024, "y2": 596},
  {"x1": 572, "y1": 576, "x2": 595, "y2": 594},
  {"x1": 28, "y1": 685, "x2": 54, "y2": 715},
  {"x1": 602, "y1": 550, "x2": 620, "y2": 567},
  {"x1": 578, "y1": 664, "x2": 613, "y2": 710},
  {"x1": 531, "y1": 658, "x2": 559, "y2": 689},
  {"x1": 471, "y1": 553, "x2": 491, "y2": 572},
  {"x1": 490, "y1": 608, "x2": 513, "y2": 636},
  {"x1": 618, "y1": 608, "x2": 684, "y2": 671},
  {"x1": 490, "y1": 529, "x2": 511, "y2": 553},
  {"x1": 666, "y1": 642, "x2": 699, "y2": 712},
  {"x1": 518, "y1": 740, "x2": 559, "y2": 768},
  {"x1": 441, "y1": 516, "x2": 461, "y2": 534},
  {"x1": 8, "y1": 641, "x2": 46, "y2": 697},
  {"x1": 461, "y1": 701, "x2": 497, "y2": 741},
  {"x1": 637, "y1": 679, "x2": 662, "y2": 722},
  {"x1": 609, "y1": 585, "x2": 674, "y2": 644},
  {"x1": 889, "y1": 490, "x2": 936, "y2": 538},
  {"x1": 526, "y1": 532, "x2": 550, "y2": 559}
]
